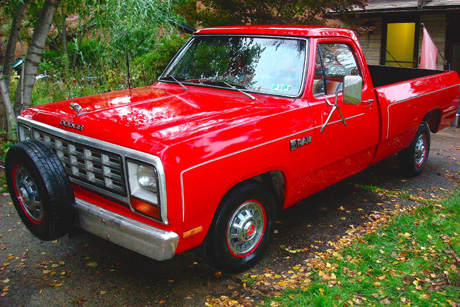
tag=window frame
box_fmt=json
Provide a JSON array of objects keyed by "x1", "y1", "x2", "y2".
[{"x1": 311, "y1": 40, "x2": 364, "y2": 99}]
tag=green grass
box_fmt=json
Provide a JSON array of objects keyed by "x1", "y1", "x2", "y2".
[{"x1": 268, "y1": 189, "x2": 460, "y2": 307}]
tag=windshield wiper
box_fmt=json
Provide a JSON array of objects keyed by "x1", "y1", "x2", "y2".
[
  {"x1": 222, "y1": 81, "x2": 255, "y2": 101},
  {"x1": 162, "y1": 75, "x2": 188, "y2": 91}
]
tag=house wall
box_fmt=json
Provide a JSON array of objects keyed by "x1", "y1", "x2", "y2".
[
  {"x1": 339, "y1": 16, "x2": 383, "y2": 65},
  {"x1": 339, "y1": 14, "x2": 446, "y2": 69}
]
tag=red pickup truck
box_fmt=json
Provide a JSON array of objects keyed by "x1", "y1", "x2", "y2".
[{"x1": 6, "y1": 26, "x2": 459, "y2": 273}]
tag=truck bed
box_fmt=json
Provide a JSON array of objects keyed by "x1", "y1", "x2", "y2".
[
  {"x1": 368, "y1": 65, "x2": 443, "y2": 88},
  {"x1": 369, "y1": 65, "x2": 460, "y2": 165}
]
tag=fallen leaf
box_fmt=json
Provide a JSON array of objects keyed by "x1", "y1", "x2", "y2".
[{"x1": 380, "y1": 298, "x2": 391, "y2": 305}]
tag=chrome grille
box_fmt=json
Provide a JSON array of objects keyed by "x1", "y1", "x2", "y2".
[{"x1": 33, "y1": 130, "x2": 126, "y2": 196}]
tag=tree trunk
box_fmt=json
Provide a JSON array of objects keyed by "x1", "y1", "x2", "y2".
[
  {"x1": 14, "y1": 0, "x2": 59, "y2": 116},
  {"x1": 2, "y1": 0, "x2": 28, "y2": 89},
  {"x1": 0, "y1": 73, "x2": 19, "y2": 141},
  {"x1": 58, "y1": 15, "x2": 69, "y2": 72}
]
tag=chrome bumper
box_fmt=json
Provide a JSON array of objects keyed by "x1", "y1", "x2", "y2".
[{"x1": 75, "y1": 198, "x2": 179, "y2": 261}]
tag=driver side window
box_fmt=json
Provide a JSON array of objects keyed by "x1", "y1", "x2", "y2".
[{"x1": 313, "y1": 43, "x2": 361, "y2": 97}]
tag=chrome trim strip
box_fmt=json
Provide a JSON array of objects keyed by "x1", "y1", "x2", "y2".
[
  {"x1": 75, "y1": 198, "x2": 178, "y2": 261},
  {"x1": 386, "y1": 84, "x2": 460, "y2": 139},
  {"x1": 179, "y1": 112, "x2": 365, "y2": 221},
  {"x1": 17, "y1": 117, "x2": 169, "y2": 225},
  {"x1": 444, "y1": 109, "x2": 458, "y2": 117}
]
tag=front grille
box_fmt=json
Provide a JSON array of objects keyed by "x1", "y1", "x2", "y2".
[{"x1": 33, "y1": 130, "x2": 126, "y2": 196}]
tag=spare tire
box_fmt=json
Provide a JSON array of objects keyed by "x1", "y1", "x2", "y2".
[{"x1": 5, "y1": 140, "x2": 75, "y2": 241}]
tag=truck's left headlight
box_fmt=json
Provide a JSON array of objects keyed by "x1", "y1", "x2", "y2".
[{"x1": 127, "y1": 160, "x2": 161, "y2": 220}]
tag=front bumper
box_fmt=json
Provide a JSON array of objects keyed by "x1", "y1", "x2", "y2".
[{"x1": 75, "y1": 198, "x2": 179, "y2": 261}]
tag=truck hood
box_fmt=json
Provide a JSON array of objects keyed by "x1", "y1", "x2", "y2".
[{"x1": 22, "y1": 84, "x2": 287, "y2": 154}]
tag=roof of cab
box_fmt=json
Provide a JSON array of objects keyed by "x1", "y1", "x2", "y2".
[{"x1": 194, "y1": 25, "x2": 358, "y2": 40}]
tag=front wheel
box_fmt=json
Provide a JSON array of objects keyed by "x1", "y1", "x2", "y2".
[
  {"x1": 200, "y1": 181, "x2": 277, "y2": 273},
  {"x1": 398, "y1": 122, "x2": 431, "y2": 177}
]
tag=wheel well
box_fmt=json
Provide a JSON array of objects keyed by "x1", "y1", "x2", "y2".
[
  {"x1": 251, "y1": 171, "x2": 285, "y2": 210},
  {"x1": 423, "y1": 109, "x2": 441, "y2": 133}
]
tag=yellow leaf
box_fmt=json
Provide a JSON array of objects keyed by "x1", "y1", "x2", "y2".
[
  {"x1": 2, "y1": 279, "x2": 9, "y2": 283},
  {"x1": 86, "y1": 262, "x2": 98, "y2": 268}
]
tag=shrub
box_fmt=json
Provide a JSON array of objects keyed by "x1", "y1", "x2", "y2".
[{"x1": 131, "y1": 35, "x2": 190, "y2": 87}]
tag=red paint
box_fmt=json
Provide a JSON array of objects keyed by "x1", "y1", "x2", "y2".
[{"x1": 19, "y1": 26, "x2": 460, "y2": 257}]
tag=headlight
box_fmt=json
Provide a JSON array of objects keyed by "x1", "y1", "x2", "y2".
[
  {"x1": 18, "y1": 124, "x2": 32, "y2": 141},
  {"x1": 127, "y1": 160, "x2": 161, "y2": 220},
  {"x1": 137, "y1": 165, "x2": 158, "y2": 193}
]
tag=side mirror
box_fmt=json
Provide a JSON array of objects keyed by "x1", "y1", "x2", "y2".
[{"x1": 343, "y1": 75, "x2": 362, "y2": 105}]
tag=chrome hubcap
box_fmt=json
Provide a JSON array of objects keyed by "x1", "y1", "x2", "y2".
[
  {"x1": 15, "y1": 166, "x2": 44, "y2": 223},
  {"x1": 414, "y1": 134, "x2": 427, "y2": 166},
  {"x1": 227, "y1": 200, "x2": 265, "y2": 256}
]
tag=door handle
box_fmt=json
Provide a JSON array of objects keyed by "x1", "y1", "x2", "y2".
[{"x1": 363, "y1": 99, "x2": 374, "y2": 105}]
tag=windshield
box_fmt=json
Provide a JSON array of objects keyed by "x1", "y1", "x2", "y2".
[{"x1": 161, "y1": 36, "x2": 307, "y2": 97}]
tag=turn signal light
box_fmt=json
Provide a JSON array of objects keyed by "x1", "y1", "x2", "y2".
[
  {"x1": 130, "y1": 197, "x2": 160, "y2": 220},
  {"x1": 183, "y1": 226, "x2": 203, "y2": 239}
]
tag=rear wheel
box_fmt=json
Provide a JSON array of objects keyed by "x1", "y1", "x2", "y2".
[
  {"x1": 5, "y1": 140, "x2": 75, "y2": 241},
  {"x1": 200, "y1": 181, "x2": 276, "y2": 273},
  {"x1": 398, "y1": 122, "x2": 431, "y2": 177}
]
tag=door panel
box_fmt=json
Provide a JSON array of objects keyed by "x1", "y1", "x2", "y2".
[{"x1": 302, "y1": 39, "x2": 380, "y2": 194}]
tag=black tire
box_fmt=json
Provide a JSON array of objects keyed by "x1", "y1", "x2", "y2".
[
  {"x1": 5, "y1": 140, "x2": 75, "y2": 241},
  {"x1": 398, "y1": 122, "x2": 431, "y2": 177},
  {"x1": 199, "y1": 181, "x2": 276, "y2": 273}
]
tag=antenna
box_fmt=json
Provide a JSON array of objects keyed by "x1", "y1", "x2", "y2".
[{"x1": 126, "y1": 51, "x2": 132, "y2": 89}]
